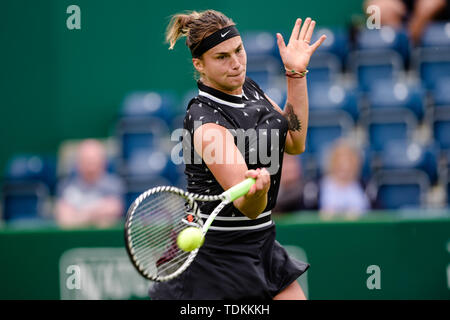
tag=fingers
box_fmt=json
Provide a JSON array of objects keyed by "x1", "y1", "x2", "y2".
[
  {"x1": 298, "y1": 17, "x2": 312, "y2": 41},
  {"x1": 245, "y1": 168, "x2": 270, "y2": 196},
  {"x1": 304, "y1": 19, "x2": 316, "y2": 43},
  {"x1": 289, "y1": 18, "x2": 302, "y2": 44},
  {"x1": 276, "y1": 33, "x2": 286, "y2": 58},
  {"x1": 286, "y1": 18, "x2": 321, "y2": 46},
  {"x1": 311, "y1": 34, "x2": 327, "y2": 53},
  {"x1": 244, "y1": 169, "x2": 258, "y2": 195},
  {"x1": 245, "y1": 169, "x2": 259, "y2": 179}
]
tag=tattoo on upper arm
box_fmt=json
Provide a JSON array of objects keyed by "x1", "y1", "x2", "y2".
[{"x1": 284, "y1": 102, "x2": 301, "y2": 131}]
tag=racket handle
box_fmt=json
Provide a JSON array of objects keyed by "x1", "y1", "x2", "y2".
[
  {"x1": 202, "y1": 178, "x2": 256, "y2": 234},
  {"x1": 223, "y1": 177, "x2": 256, "y2": 202}
]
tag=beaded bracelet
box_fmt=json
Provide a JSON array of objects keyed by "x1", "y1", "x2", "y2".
[{"x1": 284, "y1": 67, "x2": 308, "y2": 78}]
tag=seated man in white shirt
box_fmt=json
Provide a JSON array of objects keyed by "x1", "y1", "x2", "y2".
[{"x1": 55, "y1": 139, "x2": 124, "y2": 228}]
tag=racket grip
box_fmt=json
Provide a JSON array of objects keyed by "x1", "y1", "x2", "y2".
[{"x1": 223, "y1": 178, "x2": 256, "y2": 202}]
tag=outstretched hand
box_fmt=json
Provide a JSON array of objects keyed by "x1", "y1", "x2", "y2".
[{"x1": 276, "y1": 18, "x2": 327, "y2": 73}]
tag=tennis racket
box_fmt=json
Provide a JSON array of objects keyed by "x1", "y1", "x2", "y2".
[{"x1": 124, "y1": 177, "x2": 256, "y2": 282}]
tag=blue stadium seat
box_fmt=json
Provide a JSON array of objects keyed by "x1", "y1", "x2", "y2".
[
  {"x1": 349, "y1": 49, "x2": 403, "y2": 92},
  {"x1": 182, "y1": 88, "x2": 198, "y2": 106},
  {"x1": 367, "y1": 80, "x2": 426, "y2": 120},
  {"x1": 431, "y1": 77, "x2": 450, "y2": 107},
  {"x1": 120, "y1": 91, "x2": 177, "y2": 127},
  {"x1": 307, "y1": 26, "x2": 349, "y2": 87},
  {"x1": 298, "y1": 153, "x2": 320, "y2": 183},
  {"x1": 170, "y1": 88, "x2": 200, "y2": 131},
  {"x1": 419, "y1": 22, "x2": 450, "y2": 48},
  {"x1": 263, "y1": 86, "x2": 286, "y2": 108},
  {"x1": 433, "y1": 108, "x2": 450, "y2": 150},
  {"x1": 121, "y1": 147, "x2": 183, "y2": 210},
  {"x1": 368, "y1": 169, "x2": 430, "y2": 210},
  {"x1": 246, "y1": 67, "x2": 279, "y2": 91},
  {"x1": 355, "y1": 26, "x2": 410, "y2": 66},
  {"x1": 360, "y1": 146, "x2": 373, "y2": 185},
  {"x1": 447, "y1": 176, "x2": 450, "y2": 207},
  {"x1": 442, "y1": 150, "x2": 450, "y2": 169},
  {"x1": 311, "y1": 26, "x2": 349, "y2": 66},
  {"x1": 307, "y1": 52, "x2": 341, "y2": 87},
  {"x1": 309, "y1": 82, "x2": 360, "y2": 121},
  {"x1": 5, "y1": 154, "x2": 57, "y2": 195},
  {"x1": 305, "y1": 109, "x2": 354, "y2": 154},
  {"x1": 374, "y1": 141, "x2": 438, "y2": 185},
  {"x1": 124, "y1": 175, "x2": 172, "y2": 211},
  {"x1": 242, "y1": 31, "x2": 280, "y2": 59},
  {"x1": 124, "y1": 149, "x2": 166, "y2": 177},
  {"x1": 415, "y1": 47, "x2": 450, "y2": 90},
  {"x1": 366, "y1": 109, "x2": 417, "y2": 151},
  {"x1": 116, "y1": 116, "x2": 170, "y2": 174},
  {"x1": 119, "y1": 130, "x2": 156, "y2": 160},
  {"x1": 175, "y1": 164, "x2": 187, "y2": 190},
  {"x1": 1, "y1": 181, "x2": 49, "y2": 222},
  {"x1": 242, "y1": 31, "x2": 283, "y2": 90},
  {"x1": 171, "y1": 113, "x2": 186, "y2": 133},
  {"x1": 118, "y1": 91, "x2": 174, "y2": 169},
  {"x1": 122, "y1": 147, "x2": 180, "y2": 186}
]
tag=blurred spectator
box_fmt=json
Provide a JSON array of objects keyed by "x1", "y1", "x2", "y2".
[
  {"x1": 364, "y1": 0, "x2": 450, "y2": 44},
  {"x1": 55, "y1": 139, "x2": 124, "y2": 228},
  {"x1": 273, "y1": 154, "x2": 304, "y2": 214},
  {"x1": 319, "y1": 139, "x2": 370, "y2": 219}
]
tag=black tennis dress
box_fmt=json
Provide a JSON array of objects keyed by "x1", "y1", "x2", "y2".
[{"x1": 149, "y1": 77, "x2": 309, "y2": 300}]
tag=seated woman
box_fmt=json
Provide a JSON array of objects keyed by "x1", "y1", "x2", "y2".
[{"x1": 319, "y1": 139, "x2": 370, "y2": 219}]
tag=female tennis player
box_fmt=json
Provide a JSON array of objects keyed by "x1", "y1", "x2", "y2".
[{"x1": 149, "y1": 9, "x2": 326, "y2": 300}]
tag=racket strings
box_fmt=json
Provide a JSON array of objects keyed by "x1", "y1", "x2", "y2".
[
  {"x1": 130, "y1": 194, "x2": 187, "y2": 276},
  {"x1": 127, "y1": 191, "x2": 202, "y2": 279},
  {"x1": 153, "y1": 249, "x2": 193, "y2": 276},
  {"x1": 129, "y1": 195, "x2": 195, "y2": 248},
  {"x1": 130, "y1": 193, "x2": 186, "y2": 250}
]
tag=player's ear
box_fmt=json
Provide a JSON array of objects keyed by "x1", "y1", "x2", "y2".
[{"x1": 192, "y1": 58, "x2": 204, "y2": 73}]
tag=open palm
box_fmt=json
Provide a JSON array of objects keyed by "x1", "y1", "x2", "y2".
[{"x1": 276, "y1": 18, "x2": 327, "y2": 73}]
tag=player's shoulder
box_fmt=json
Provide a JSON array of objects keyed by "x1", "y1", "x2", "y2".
[
  {"x1": 184, "y1": 95, "x2": 231, "y2": 129},
  {"x1": 186, "y1": 96, "x2": 217, "y2": 120},
  {"x1": 187, "y1": 95, "x2": 215, "y2": 111}
]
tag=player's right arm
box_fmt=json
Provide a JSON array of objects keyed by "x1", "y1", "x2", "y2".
[{"x1": 193, "y1": 123, "x2": 270, "y2": 219}]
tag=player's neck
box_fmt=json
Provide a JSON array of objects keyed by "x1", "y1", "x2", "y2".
[{"x1": 200, "y1": 78, "x2": 243, "y2": 96}]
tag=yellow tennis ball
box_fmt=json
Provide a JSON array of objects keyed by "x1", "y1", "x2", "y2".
[{"x1": 177, "y1": 227, "x2": 204, "y2": 252}]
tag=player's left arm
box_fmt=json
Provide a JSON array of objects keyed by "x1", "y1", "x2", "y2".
[
  {"x1": 267, "y1": 17, "x2": 326, "y2": 155},
  {"x1": 266, "y1": 91, "x2": 307, "y2": 155}
]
